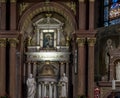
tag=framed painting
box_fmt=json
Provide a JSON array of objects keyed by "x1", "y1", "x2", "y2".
[{"x1": 43, "y1": 32, "x2": 54, "y2": 48}]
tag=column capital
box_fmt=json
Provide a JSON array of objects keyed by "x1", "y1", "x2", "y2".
[
  {"x1": 87, "y1": 37, "x2": 96, "y2": 46},
  {"x1": 76, "y1": 38, "x2": 86, "y2": 46},
  {"x1": 0, "y1": 38, "x2": 6, "y2": 47},
  {"x1": 8, "y1": 38, "x2": 18, "y2": 47}
]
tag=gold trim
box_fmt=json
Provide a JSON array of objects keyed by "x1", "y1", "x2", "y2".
[
  {"x1": 8, "y1": 38, "x2": 19, "y2": 47},
  {"x1": 0, "y1": 38, "x2": 6, "y2": 47},
  {"x1": 87, "y1": 38, "x2": 96, "y2": 46},
  {"x1": 76, "y1": 38, "x2": 85, "y2": 46}
]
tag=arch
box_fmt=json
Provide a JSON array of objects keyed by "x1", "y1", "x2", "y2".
[{"x1": 18, "y1": 2, "x2": 77, "y2": 32}]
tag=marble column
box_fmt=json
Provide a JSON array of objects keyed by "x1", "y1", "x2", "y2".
[
  {"x1": 0, "y1": 38, "x2": 6, "y2": 96},
  {"x1": 9, "y1": 38, "x2": 18, "y2": 98},
  {"x1": 42, "y1": 82, "x2": 44, "y2": 98},
  {"x1": 54, "y1": 83, "x2": 56, "y2": 98},
  {"x1": 60, "y1": 62, "x2": 65, "y2": 76},
  {"x1": 79, "y1": 0, "x2": 86, "y2": 30},
  {"x1": 66, "y1": 62, "x2": 69, "y2": 78},
  {"x1": 33, "y1": 62, "x2": 37, "y2": 76},
  {"x1": 27, "y1": 62, "x2": 31, "y2": 76},
  {"x1": 44, "y1": 83, "x2": 47, "y2": 97},
  {"x1": 49, "y1": 82, "x2": 52, "y2": 98},
  {"x1": 10, "y1": 0, "x2": 16, "y2": 30},
  {"x1": 37, "y1": 29, "x2": 40, "y2": 45},
  {"x1": 38, "y1": 83, "x2": 42, "y2": 98},
  {"x1": 76, "y1": 38, "x2": 86, "y2": 96},
  {"x1": 89, "y1": 0, "x2": 95, "y2": 30},
  {"x1": 87, "y1": 37, "x2": 96, "y2": 98},
  {"x1": 0, "y1": 0, "x2": 6, "y2": 30}
]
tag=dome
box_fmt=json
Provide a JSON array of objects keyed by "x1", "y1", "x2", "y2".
[{"x1": 39, "y1": 64, "x2": 55, "y2": 76}]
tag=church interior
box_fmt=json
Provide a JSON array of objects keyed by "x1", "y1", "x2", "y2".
[{"x1": 1, "y1": 0, "x2": 120, "y2": 98}]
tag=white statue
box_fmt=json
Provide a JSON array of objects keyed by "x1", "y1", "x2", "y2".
[
  {"x1": 116, "y1": 62, "x2": 120, "y2": 80},
  {"x1": 59, "y1": 73, "x2": 68, "y2": 98},
  {"x1": 26, "y1": 74, "x2": 36, "y2": 98}
]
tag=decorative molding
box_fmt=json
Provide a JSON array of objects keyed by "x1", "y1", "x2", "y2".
[
  {"x1": 21, "y1": 6, "x2": 69, "y2": 31},
  {"x1": 87, "y1": 37, "x2": 96, "y2": 46},
  {"x1": 8, "y1": 38, "x2": 19, "y2": 47},
  {"x1": 65, "y1": 1, "x2": 76, "y2": 15},
  {"x1": 25, "y1": 52, "x2": 70, "y2": 61},
  {"x1": 19, "y1": 3, "x2": 29, "y2": 16},
  {"x1": 0, "y1": 38, "x2": 6, "y2": 47},
  {"x1": 76, "y1": 38, "x2": 85, "y2": 46}
]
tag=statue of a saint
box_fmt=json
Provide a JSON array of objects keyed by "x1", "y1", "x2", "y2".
[
  {"x1": 116, "y1": 62, "x2": 120, "y2": 80},
  {"x1": 26, "y1": 74, "x2": 36, "y2": 98},
  {"x1": 105, "y1": 39, "x2": 114, "y2": 72},
  {"x1": 59, "y1": 73, "x2": 68, "y2": 98}
]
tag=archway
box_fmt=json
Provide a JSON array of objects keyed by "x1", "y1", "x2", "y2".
[{"x1": 18, "y1": 2, "x2": 76, "y2": 98}]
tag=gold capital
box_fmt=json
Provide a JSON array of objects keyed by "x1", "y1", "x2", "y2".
[
  {"x1": 76, "y1": 38, "x2": 85, "y2": 46},
  {"x1": 0, "y1": 38, "x2": 6, "y2": 47},
  {"x1": 8, "y1": 38, "x2": 18, "y2": 47},
  {"x1": 87, "y1": 37, "x2": 96, "y2": 46}
]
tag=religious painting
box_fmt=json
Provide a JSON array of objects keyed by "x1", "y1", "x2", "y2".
[{"x1": 43, "y1": 32, "x2": 54, "y2": 48}]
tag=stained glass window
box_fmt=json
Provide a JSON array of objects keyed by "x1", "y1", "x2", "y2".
[{"x1": 104, "y1": 0, "x2": 120, "y2": 26}]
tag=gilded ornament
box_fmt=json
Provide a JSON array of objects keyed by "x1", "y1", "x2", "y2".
[
  {"x1": 66, "y1": 36, "x2": 70, "y2": 46},
  {"x1": 87, "y1": 38, "x2": 96, "y2": 46},
  {"x1": 0, "y1": 38, "x2": 6, "y2": 47},
  {"x1": 20, "y1": 3, "x2": 29, "y2": 16},
  {"x1": 76, "y1": 38, "x2": 85, "y2": 46},
  {"x1": 65, "y1": 2, "x2": 76, "y2": 15},
  {"x1": 8, "y1": 38, "x2": 19, "y2": 47}
]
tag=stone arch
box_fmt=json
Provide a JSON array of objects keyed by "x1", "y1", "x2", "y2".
[{"x1": 18, "y1": 2, "x2": 77, "y2": 32}]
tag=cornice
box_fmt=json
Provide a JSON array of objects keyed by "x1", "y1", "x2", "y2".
[{"x1": 0, "y1": 30, "x2": 19, "y2": 38}]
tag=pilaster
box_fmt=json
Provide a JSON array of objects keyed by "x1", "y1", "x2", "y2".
[
  {"x1": 10, "y1": 0, "x2": 16, "y2": 30},
  {"x1": 0, "y1": 0, "x2": 6, "y2": 30},
  {"x1": 0, "y1": 38, "x2": 6, "y2": 96},
  {"x1": 9, "y1": 38, "x2": 18, "y2": 98},
  {"x1": 89, "y1": 0, "x2": 95, "y2": 30},
  {"x1": 79, "y1": 0, "x2": 86, "y2": 30},
  {"x1": 87, "y1": 37, "x2": 96, "y2": 98},
  {"x1": 76, "y1": 37, "x2": 86, "y2": 96}
]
